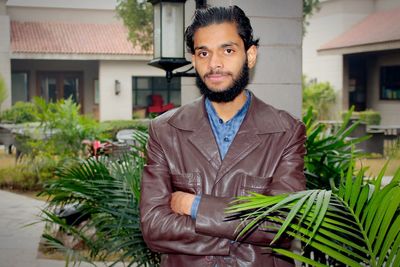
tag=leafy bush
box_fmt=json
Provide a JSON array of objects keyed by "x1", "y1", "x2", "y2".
[
  {"x1": 341, "y1": 109, "x2": 381, "y2": 126},
  {"x1": 304, "y1": 106, "x2": 368, "y2": 189},
  {"x1": 359, "y1": 110, "x2": 381, "y2": 125},
  {"x1": 8, "y1": 97, "x2": 103, "y2": 190},
  {"x1": 24, "y1": 97, "x2": 102, "y2": 158},
  {"x1": 0, "y1": 75, "x2": 8, "y2": 110},
  {"x1": 303, "y1": 76, "x2": 336, "y2": 120},
  {"x1": 99, "y1": 119, "x2": 149, "y2": 140},
  {"x1": 0, "y1": 101, "x2": 38, "y2": 123}
]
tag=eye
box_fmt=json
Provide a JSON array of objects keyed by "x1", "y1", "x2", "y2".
[
  {"x1": 198, "y1": 51, "x2": 208, "y2": 57},
  {"x1": 225, "y1": 48, "x2": 234, "y2": 54}
]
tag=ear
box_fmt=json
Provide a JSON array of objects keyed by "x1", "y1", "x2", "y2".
[
  {"x1": 191, "y1": 54, "x2": 196, "y2": 68},
  {"x1": 246, "y1": 45, "x2": 257, "y2": 69}
]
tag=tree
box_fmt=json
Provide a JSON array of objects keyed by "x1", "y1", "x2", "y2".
[
  {"x1": 303, "y1": 76, "x2": 336, "y2": 120},
  {"x1": 303, "y1": 0, "x2": 320, "y2": 34},
  {"x1": 116, "y1": 0, "x2": 153, "y2": 51}
]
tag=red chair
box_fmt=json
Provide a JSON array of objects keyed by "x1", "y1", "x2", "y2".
[{"x1": 147, "y1": 94, "x2": 175, "y2": 114}]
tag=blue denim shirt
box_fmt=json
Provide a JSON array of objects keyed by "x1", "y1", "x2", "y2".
[{"x1": 190, "y1": 91, "x2": 251, "y2": 219}]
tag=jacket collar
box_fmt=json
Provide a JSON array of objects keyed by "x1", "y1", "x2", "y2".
[
  {"x1": 167, "y1": 91, "x2": 289, "y2": 178},
  {"x1": 168, "y1": 91, "x2": 287, "y2": 134}
]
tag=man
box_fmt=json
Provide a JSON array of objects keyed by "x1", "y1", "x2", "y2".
[{"x1": 140, "y1": 5, "x2": 306, "y2": 267}]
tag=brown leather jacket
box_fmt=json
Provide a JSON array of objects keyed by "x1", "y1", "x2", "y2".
[{"x1": 140, "y1": 92, "x2": 306, "y2": 267}]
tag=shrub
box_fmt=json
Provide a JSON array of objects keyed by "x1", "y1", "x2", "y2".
[
  {"x1": 303, "y1": 76, "x2": 336, "y2": 120},
  {"x1": 342, "y1": 109, "x2": 381, "y2": 125},
  {"x1": 99, "y1": 119, "x2": 149, "y2": 139},
  {"x1": 9, "y1": 97, "x2": 103, "y2": 190},
  {"x1": 359, "y1": 109, "x2": 381, "y2": 125},
  {"x1": 0, "y1": 101, "x2": 38, "y2": 123},
  {"x1": 0, "y1": 75, "x2": 8, "y2": 110}
]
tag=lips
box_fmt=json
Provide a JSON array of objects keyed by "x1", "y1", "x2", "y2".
[{"x1": 205, "y1": 72, "x2": 231, "y2": 83}]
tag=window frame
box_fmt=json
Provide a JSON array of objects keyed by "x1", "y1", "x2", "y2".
[
  {"x1": 132, "y1": 76, "x2": 181, "y2": 107},
  {"x1": 11, "y1": 71, "x2": 30, "y2": 104},
  {"x1": 380, "y1": 65, "x2": 400, "y2": 101}
]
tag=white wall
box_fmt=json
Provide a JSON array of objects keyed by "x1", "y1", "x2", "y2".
[
  {"x1": 374, "y1": 0, "x2": 400, "y2": 11},
  {"x1": 367, "y1": 51, "x2": 400, "y2": 125},
  {"x1": 99, "y1": 60, "x2": 165, "y2": 121},
  {"x1": 182, "y1": 0, "x2": 304, "y2": 118}
]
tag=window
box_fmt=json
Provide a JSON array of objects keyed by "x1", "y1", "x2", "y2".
[
  {"x1": 37, "y1": 71, "x2": 83, "y2": 106},
  {"x1": 132, "y1": 76, "x2": 181, "y2": 107},
  {"x1": 380, "y1": 65, "x2": 400, "y2": 100},
  {"x1": 11, "y1": 72, "x2": 29, "y2": 104}
]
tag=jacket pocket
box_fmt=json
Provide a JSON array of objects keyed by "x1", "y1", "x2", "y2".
[
  {"x1": 239, "y1": 174, "x2": 272, "y2": 196},
  {"x1": 171, "y1": 172, "x2": 201, "y2": 194}
]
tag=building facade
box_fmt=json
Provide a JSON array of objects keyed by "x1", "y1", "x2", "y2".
[
  {"x1": 303, "y1": 0, "x2": 400, "y2": 124},
  {"x1": 1, "y1": 0, "x2": 303, "y2": 121}
]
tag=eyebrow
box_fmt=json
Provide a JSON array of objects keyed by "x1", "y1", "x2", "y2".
[{"x1": 194, "y1": 41, "x2": 240, "y2": 51}]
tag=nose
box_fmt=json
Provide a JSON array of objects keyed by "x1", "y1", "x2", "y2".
[{"x1": 209, "y1": 53, "x2": 223, "y2": 70}]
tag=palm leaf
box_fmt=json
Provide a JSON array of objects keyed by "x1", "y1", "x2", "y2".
[
  {"x1": 227, "y1": 162, "x2": 400, "y2": 266},
  {"x1": 39, "y1": 128, "x2": 160, "y2": 267}
]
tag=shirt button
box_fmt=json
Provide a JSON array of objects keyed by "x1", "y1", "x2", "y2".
[
  {"x1": 219, "y1": 119, "x2": 223, "y2": 124},
  {"x1": 223, "y1": 137, "x2": 230, "y2": 142}
]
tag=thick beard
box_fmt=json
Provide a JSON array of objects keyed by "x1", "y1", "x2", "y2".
[{"x1": 196, "y1": 61, "x2": 249, "y2": 103}]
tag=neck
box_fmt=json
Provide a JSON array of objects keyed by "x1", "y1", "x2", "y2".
[{"x1": 210, "y1": 90, "x2": 247, "y2": 122}]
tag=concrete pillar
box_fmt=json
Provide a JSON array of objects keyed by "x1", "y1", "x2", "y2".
[
  {"x1": 181, "y1": 0, "x2": 303, "y2": 118},
  {"x1": 0, "y1": 0, "x2": 11, "y2": 110}
]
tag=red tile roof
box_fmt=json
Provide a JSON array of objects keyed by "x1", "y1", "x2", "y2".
[
  {"x1": 11, "y1": 21, "x2": 150, "y2": 55},
  {"x1": 319, "y1": 7, "x2": 400, "y2": 51}
]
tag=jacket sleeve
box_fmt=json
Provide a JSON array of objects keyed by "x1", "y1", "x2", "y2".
[
  {"x1": 194, "y1": 121, "x2": 307, "y2": 245},
  {"x1": 140, "y1": 120, "x2": 231, "y2": 255}
]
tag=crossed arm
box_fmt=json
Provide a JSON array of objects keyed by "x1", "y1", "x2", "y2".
[{"x1": 139, "y1": 121, "x2": 306, "y2": 254}]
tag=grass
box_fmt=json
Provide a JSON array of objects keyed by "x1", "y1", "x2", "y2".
[
  {"x1": 0, "y1": 147, "x2": 46, "y2": 200},
  {"x1": 355, "y1": 157, "x2": 400, "y2": 177}
]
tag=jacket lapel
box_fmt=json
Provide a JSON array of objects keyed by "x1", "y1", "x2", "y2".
[
  {"x1": 188, "y1": 122, "x2": 221, "y2": 170},
  {"x1": 168, "y1": 97, "x2": 222, "y2": 170}
]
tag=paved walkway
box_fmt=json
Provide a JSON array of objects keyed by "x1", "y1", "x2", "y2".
[{"x1": 0, "y1": 190, "x2": 125, "y2": 267}]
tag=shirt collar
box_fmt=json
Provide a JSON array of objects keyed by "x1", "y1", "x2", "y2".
[{"x1": 205, "y1": 90, "x2": 251, "y2": 123}]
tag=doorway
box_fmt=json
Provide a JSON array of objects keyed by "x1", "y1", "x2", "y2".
[
  {"x1": 348, "y1": 55, "x2": 367, "y2": 111},
  {"x1": 37, "y1": 71, "x2": 83, "y2": 108}
]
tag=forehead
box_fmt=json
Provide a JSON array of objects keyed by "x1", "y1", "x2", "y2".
[{"x1": 193, "y1": 22, "x2": 244, "y2": 48}]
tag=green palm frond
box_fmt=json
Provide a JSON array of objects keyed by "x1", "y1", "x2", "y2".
[
  {"x1": 39, "y1": 129, "x2": 160, "y2": 267},
  {"x1": 227, "y1": 162, "x2": 400, "y2": 266},
  {"x1": 303, "y1": 106, "x2": 369, "y2": 190}
]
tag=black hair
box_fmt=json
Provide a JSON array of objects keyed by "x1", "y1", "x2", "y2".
[{"x1": 185, "y1": 5, "x2": 260, "y2": 54}]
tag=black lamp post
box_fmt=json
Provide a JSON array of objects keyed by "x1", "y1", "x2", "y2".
[
  {"x1": 148, "y1": 0, "x2": 191, "y2": 81},
  {"x1": 148, "y1": 0, "x2": 206, "y2": 81}
]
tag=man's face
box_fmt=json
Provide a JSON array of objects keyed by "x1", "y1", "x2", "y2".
[{"x1": 191, "y1": 22, "x2": 257, "y2": 102}]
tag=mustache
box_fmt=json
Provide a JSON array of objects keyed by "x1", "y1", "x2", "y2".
[{"x1": 204, "y1": 70, "x2": 233, "y2": 77}]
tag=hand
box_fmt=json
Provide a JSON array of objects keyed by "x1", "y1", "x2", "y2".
[{"x1": 170, "y1": 191, "x2": 195, "y2": 216}]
